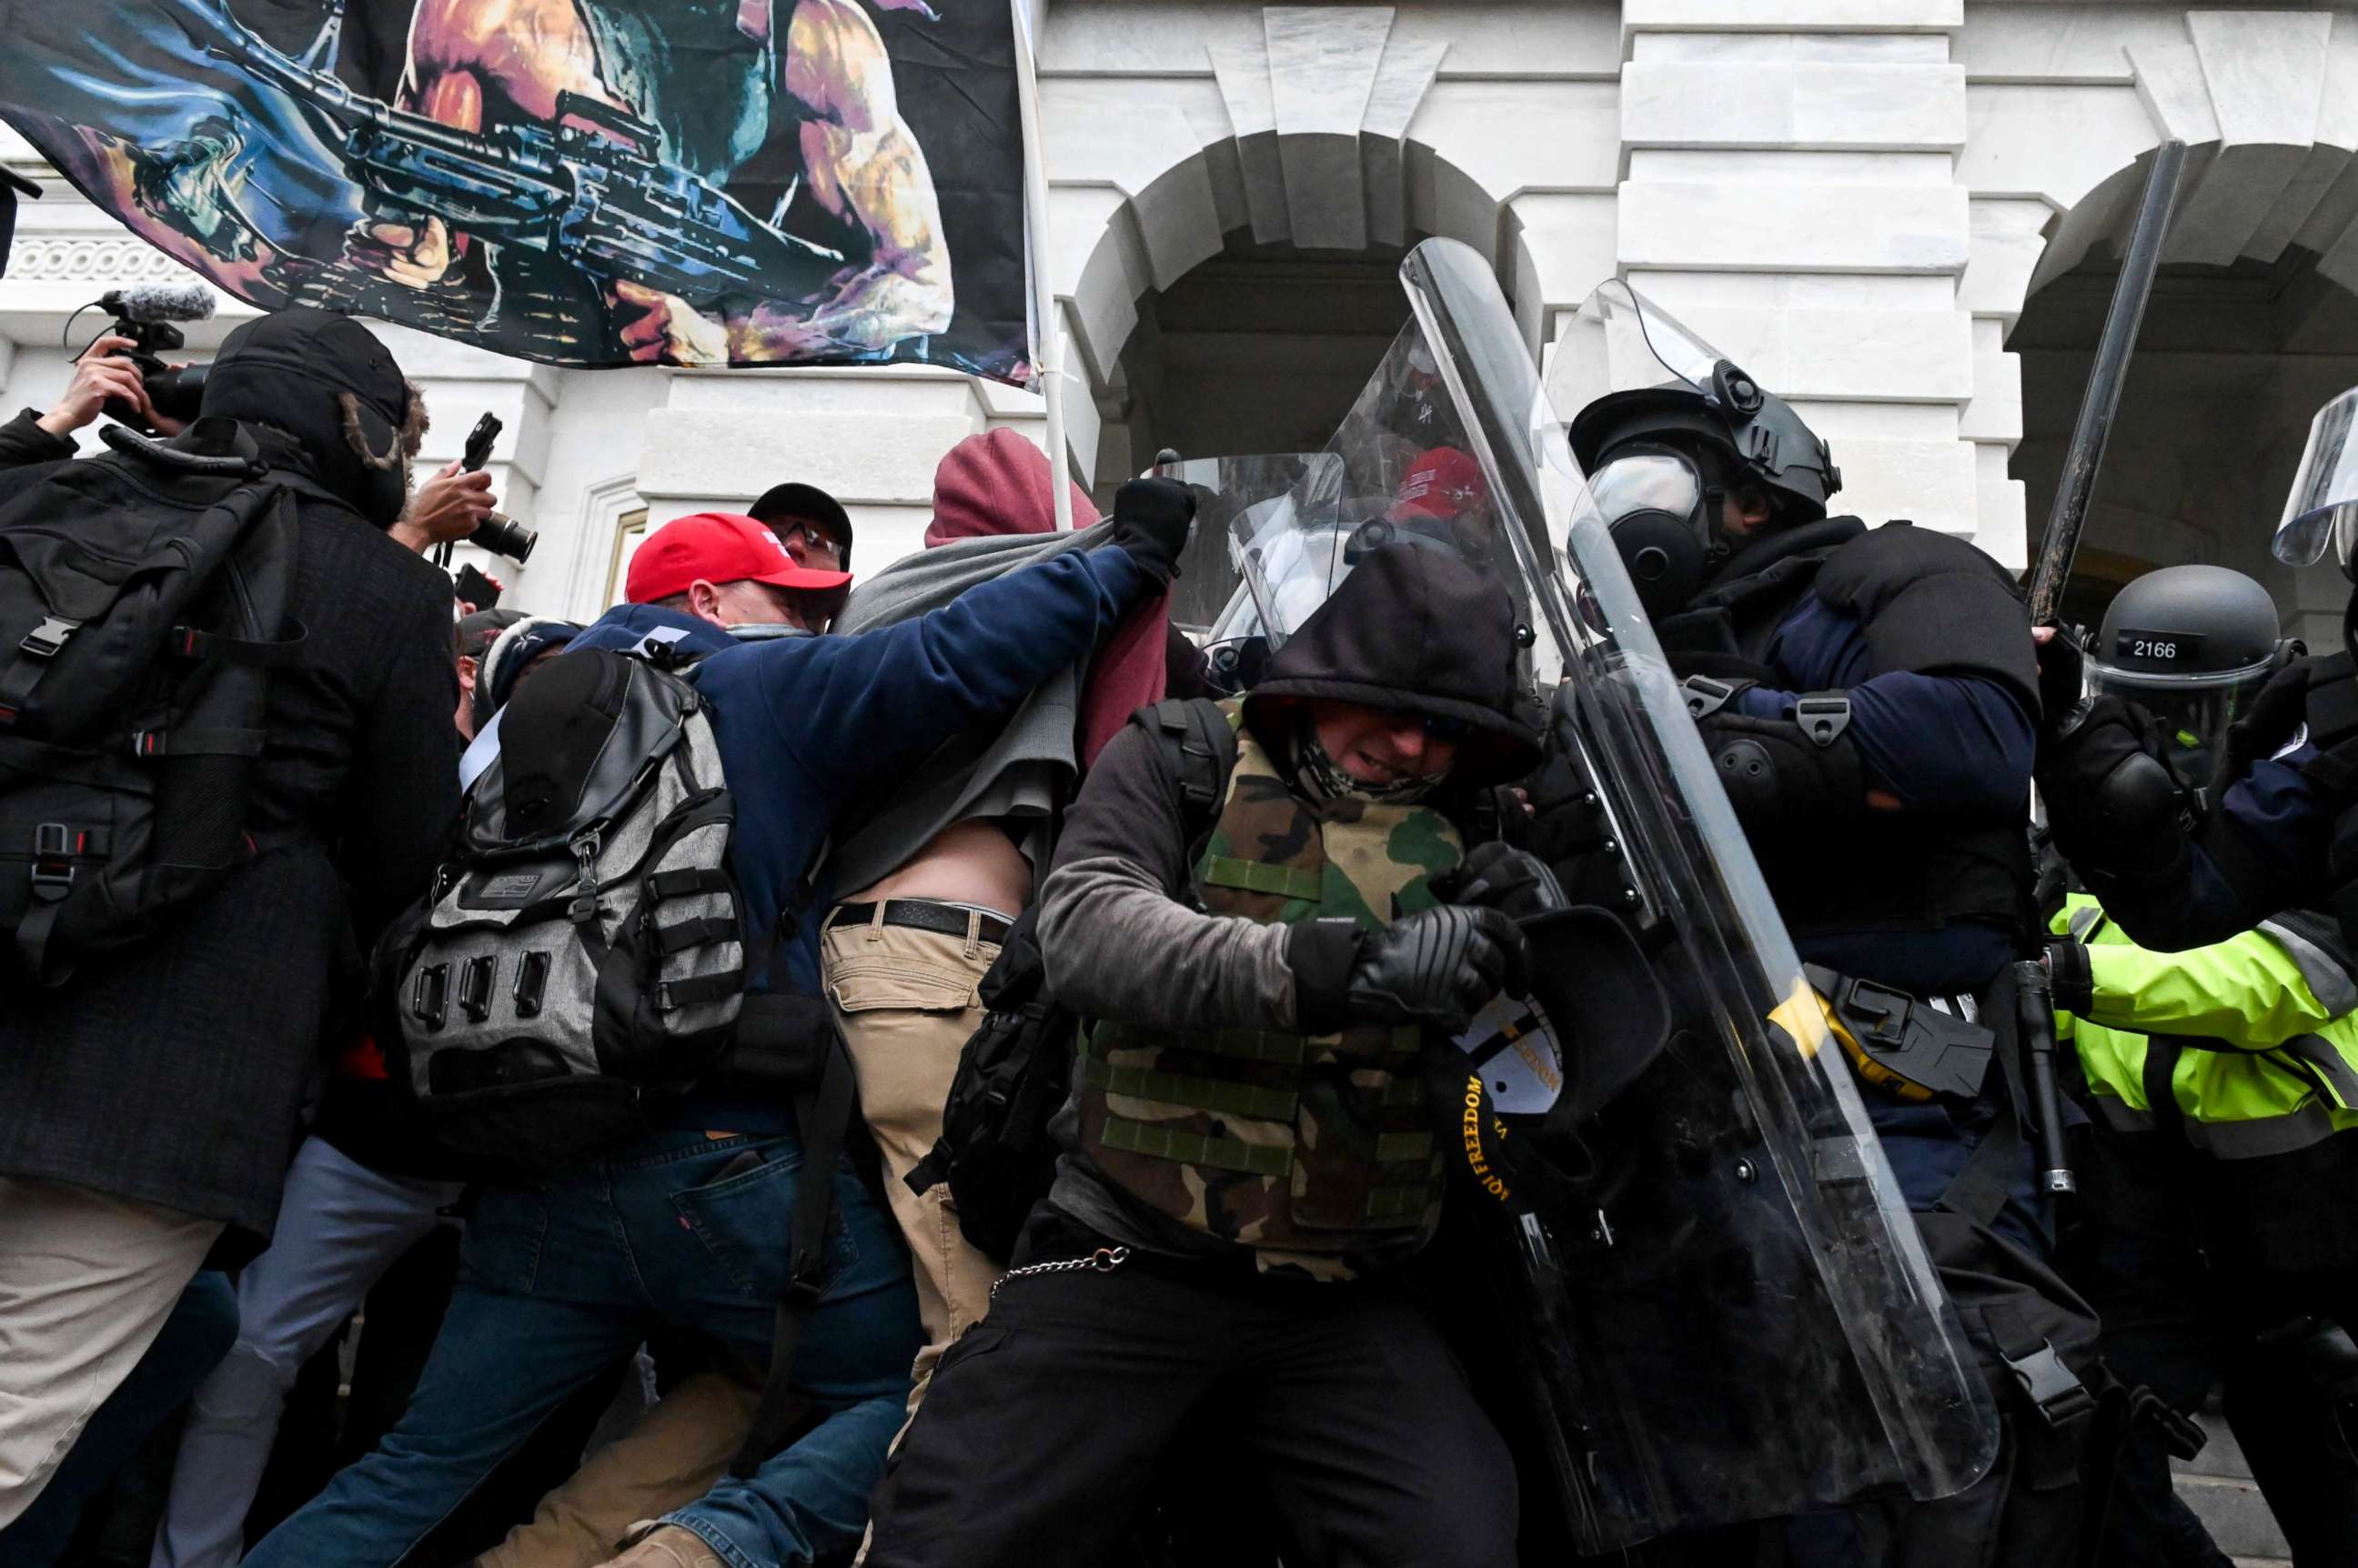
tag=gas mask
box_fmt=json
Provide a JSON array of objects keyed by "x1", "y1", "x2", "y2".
[{"x1": 1592, "y1": 442, "x2": 1721, "y2": 618}]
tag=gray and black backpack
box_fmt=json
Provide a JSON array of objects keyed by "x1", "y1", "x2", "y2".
[
  {"x1": 381, "y1": 635, "x2": 862, "y2": 1482},
  {"x1": 377, "y1": 642, "x2": 749, "y2": 1169}
]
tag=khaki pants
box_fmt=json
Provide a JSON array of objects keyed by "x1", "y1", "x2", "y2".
[
  {"x1": 475, "y1": 1368, "x2": 763, "y2": 1568},
  {"x1": 0, "y1": 1177, "x2": 222, "y2": 1526},
  {"x1": 821, "y1": 909, "x2": 1005, "y2": 1404}
]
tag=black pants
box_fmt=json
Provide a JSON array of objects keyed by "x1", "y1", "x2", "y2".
[
  {"x1": 862, "y1": 1241, "x2": 1517, "y2": 1568},
  {"x1": 2076, "y1": 1229, "x2": 2358, "y2": 1567}
]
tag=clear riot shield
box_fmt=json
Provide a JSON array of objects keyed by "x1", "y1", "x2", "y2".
[
  {"x1": 1221, "y1": 337, "x2": 1529, "y2": 653},
  {"x1": 2276, "y1": 384, "x2": 2358, "y2": 577},
  {"x1": 1151, "y1": 453, "x2": 1345, "y2": 694},
  {"x1": 1388, "y1": 240, "x2": 2000, "y2": 1549}
]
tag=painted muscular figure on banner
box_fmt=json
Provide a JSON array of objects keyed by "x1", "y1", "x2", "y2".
[{"x1": 0, "y1": 0, "x2": 1025, "y2": 376}]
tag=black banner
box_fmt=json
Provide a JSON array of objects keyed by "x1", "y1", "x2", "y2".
[{"x1": 0, "y1": 0, "x2": 1030, "y2": 379}]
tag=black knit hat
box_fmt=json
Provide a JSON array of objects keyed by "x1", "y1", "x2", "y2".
[{"x1": 1244, "y1": 542, "x2": 1542, "y2": 786}]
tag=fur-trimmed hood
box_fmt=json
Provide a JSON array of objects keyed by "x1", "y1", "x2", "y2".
[
  {"x1": 200, "y1": 307, "x2": 426, "y2": 527},
  {"x1": 475, "y1": 613, "x2": 583, "y2": 733}
]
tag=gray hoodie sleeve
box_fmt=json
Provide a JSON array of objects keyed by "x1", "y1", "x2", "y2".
[{"x1": 1037, "y1": 722, "x2": 1297, "y2": 1031}]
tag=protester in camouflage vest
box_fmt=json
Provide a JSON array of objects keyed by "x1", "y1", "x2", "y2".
[{"x1": 864, "y1": 543, "x2": 1561, "y2": 1568}]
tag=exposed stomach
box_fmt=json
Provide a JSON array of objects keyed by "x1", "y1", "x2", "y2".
[{"x1": 847, "y1": 817, "x2": 1033, "y2": 917}]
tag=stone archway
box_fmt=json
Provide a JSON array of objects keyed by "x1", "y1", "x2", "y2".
[
  {"x1": 1033, "y1": 5, "x2": 1586, "y2": 486},
  {"x1": 1967, "y1": 9, "x2": 2358, "y2": 648}
]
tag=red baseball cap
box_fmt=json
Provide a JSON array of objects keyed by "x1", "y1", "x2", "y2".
[
  {"x1": 1390, "y1": 447, "x2": 1487, "y2": 521},
  {"x1": 626, "y1": 511, "x2": 855, "y2": 605}
]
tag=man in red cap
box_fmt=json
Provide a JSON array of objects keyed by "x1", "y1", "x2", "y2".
[
  {"x1": 247, "y1": 480, "x2": 1197, "y2": 1568},
  {"x1": 623, "y1": 508, "x2": 856, "y2": 626}
]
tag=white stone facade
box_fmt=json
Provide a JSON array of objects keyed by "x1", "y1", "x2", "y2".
[{"x1": 6, "y1": 2, "x2": 2358, "y2": 643}]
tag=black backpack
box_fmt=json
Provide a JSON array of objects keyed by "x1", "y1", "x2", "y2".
[
  {"x1": 0, "y1": 419, "x2": 305, "y2": 985},
  {"x1": 907, "y1": 699, "x2": 1237, "y2": 1261}
]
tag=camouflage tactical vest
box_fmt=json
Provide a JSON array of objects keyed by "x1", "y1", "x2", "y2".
[{"x1": 1076, "y1": 704, "x2": 1465, "y2": 1279}]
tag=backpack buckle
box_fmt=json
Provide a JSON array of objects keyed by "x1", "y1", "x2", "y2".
[
  {"x1": 2002, "y1": 1339, "x2": 2095, "y2": 1427},
  {"x1": 18, "y1": 617, "x2": 79, "y2": 659},
  {"x1": 29, "y1": 822, "x2": 76, "y2": 900}
]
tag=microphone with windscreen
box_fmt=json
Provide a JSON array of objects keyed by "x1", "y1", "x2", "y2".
[
  {"x1": 98, "y1": 281, "x2": 217, "y2": 326},
  {"x1": 85, "y1": 280, "x2": 217, "y2": 431}
]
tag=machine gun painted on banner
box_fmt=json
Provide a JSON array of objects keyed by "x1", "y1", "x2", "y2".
[{"x1": 206, "y1": 22, "x2": 841, "y2": 309}]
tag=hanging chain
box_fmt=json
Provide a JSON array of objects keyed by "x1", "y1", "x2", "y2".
[{"x1": 990, "y1": 1245, "x2": 1130, "y2": 1299}]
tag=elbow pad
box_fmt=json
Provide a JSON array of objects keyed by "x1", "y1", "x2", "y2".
[{"x1": 1686, "y1": 679, "x2": 1868, "y2": 824}]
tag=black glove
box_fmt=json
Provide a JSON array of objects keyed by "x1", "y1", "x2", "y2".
[
  {"x1": 1463, "y1": 784, "x2": 1533, "y2": 849},
  {"x1": 2218, "y1": 659, "x2": 2310, "y2": 793},
  {"x1": 2037, "y1": 695, "x2": 2196, "y2": 878},
  {"x1": 2044, "y1": 937, "x2": 2093, "y2": 1016},
  {"x1": 1308, "y1": 905, "x2": 1529, "y2": 1034},
  {"x1": 2035, "y1": 624, "x2": 2088, "y2": 740},
  {"x1": 1106, "y1": 477, "x2": 1195, "y2": 586},
  {"x1": 1433, "y1": 841, "x2": 1567, "y2": 920}
]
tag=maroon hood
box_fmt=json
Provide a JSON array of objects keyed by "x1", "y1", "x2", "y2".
[
  {"x1": 926, "y1": 429, "x2": 1100, "y2": 544},
  {"x1": 922, "y1": 430, "x2": 1166, "y2": 765}
]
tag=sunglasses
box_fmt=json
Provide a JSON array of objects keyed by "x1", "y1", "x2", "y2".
[{"x1": 775, "y1": 520, "x2": 842, "y2": 562}]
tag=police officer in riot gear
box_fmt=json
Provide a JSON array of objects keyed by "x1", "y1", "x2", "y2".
[
  {"x1": 2037, "y1": 567, "x2": 2309, "y2": 951},
  {"x1": 1564, "y1": 330, "x2": 2101, "y2": 1564},
  {"x1": 2081, "y1": 567, "x2": 2294, "y2": 782},
  {"x1": 2039, "y1": 390, "x2": 2358, "y2": 951}
]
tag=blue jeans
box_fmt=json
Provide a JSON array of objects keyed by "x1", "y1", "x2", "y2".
[{"x1": 245, "y1": 1130, "x2": 921, "y2": 1568}]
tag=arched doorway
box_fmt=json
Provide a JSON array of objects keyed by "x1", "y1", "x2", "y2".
[
  {"x1": 1039, "y1": 3, "x2": 1565, "y2": 497},
  {"x1": 2010, "y1": 162, "x2": 2358, "y2": 651},
  {"x1": 1099, "y1": 229, "x2": 1415, "y2": 484}
]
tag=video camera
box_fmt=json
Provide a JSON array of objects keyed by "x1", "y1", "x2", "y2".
[{"x1": 78, "y1": 282, "x2": 215, "y2": 432}]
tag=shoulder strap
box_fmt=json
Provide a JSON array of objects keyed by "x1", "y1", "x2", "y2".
[
  {"x1": 730, "y1": 1029, "x2": 858, "y2": 1479},
  {"x1": 1144, "y1": 698, "x2": 1239, "y2": 863},
  {"x1": 1937, "y1": 966, "x2": 2033, "y2": 1228}
]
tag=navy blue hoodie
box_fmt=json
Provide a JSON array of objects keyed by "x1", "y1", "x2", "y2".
[{"x1": 569, "y1": 543, "x2": 1153, "y2": 1128}]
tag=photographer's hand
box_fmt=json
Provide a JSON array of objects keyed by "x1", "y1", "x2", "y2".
[
  {"x1": 390, "y1": 462, "x2": 497, "y2": 554},
  {"x1": 40, "y1": 336, "x2": 155, "y2": 437}
]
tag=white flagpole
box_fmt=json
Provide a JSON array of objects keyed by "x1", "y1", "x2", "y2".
[{"x1": 1011, "y1": 0, "x2": 1073, "y2": 531}]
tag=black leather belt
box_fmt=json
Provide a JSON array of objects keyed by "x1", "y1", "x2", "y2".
[{"x1": 827, "y1": 900, "x2": 1011, "y2": 946}]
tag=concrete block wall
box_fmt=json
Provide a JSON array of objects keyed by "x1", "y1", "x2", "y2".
[
  {"x1": 1608, "y1": 1, "x2": 2002, "y2": 554},
  {"x1": 13, "y1": 6, "x2": 2358, "y2": 599}
]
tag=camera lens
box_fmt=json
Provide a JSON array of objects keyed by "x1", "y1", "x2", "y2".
[
  {"x1": 143, "y1": 363, "x2": 209, "y2": 423},
  {"x1": 469, "y1": 512, "x2": 539, "y2": 563}
]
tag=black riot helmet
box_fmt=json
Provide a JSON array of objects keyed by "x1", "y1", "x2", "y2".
[
  {"x1": 2089, "y1": 565, "x2": 2298, "y2": 788},
  {"x1": 1560, "y1": 286, "x2": 1840, "y2": 618}
]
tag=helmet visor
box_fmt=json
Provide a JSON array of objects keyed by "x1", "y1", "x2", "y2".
[
  {"x1": 2086, "y1": 658, "x2": 2275, "y2": 785},
  {"x1": 2277, "y1": 386, "x2": 2358, "y2": 569},
  {"x1": 1552, "y1": 279, "x2": 1726, "y2": 420}
]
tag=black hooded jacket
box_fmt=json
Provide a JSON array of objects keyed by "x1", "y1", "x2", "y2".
[
  {"x1": 1241, "y1": 540, "x2": 1542, "y2": 788},
  {"x1": 1039, "y1": 544, "x2": 1538, "y2": 1043},
  {"x1": 1035, "y1": 544, "x2": 1539, "y2": 1258},
  {"x1": 0, "y1": 311, "x2": 459, "y2": 1245}
]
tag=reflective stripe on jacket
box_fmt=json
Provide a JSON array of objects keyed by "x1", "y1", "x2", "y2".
[{"x1": 2054, "y1": 893, "x2": 2358, "y2": 1159}]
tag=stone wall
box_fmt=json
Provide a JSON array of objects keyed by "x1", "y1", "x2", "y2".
[{"x1": 5, "y1": 4, "x2": 2358, "y2": 625}]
